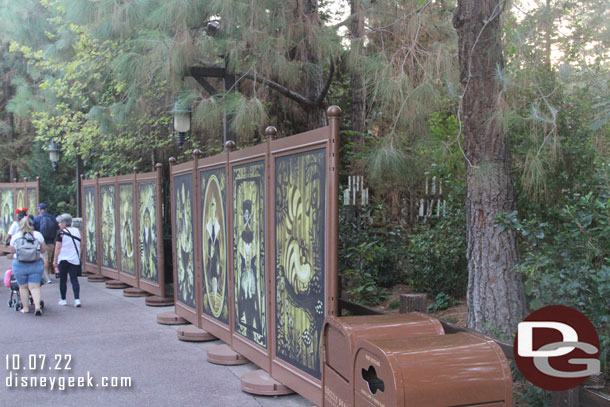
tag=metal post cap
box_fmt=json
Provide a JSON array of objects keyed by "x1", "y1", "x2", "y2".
[
  {"x1": 265, "y1": 126, "x2": 277, "y2": 140},
  {"x1": 225, "y1": 140, "x2": 236, "y2": 151},
  {"x1": 327, "y1": 105, "x2": 342, "y2": 117}
]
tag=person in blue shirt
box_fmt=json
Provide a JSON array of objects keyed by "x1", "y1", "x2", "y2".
[{"x1": 33, "y1": 203, "x2": 58, "y2": 283}]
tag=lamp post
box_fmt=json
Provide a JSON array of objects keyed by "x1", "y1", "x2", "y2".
[
  {"x1": 48, "y1": 140, "x2": 60, "y2": 171},
  {"x1": 171, "y1": 100, "x2": 192, "y2": 150},
  {"x1": 47, "y1": 140, "x2": 82, "y2": 217}
]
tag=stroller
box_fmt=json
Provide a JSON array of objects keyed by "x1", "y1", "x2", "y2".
[{"x1": 4, "y1": 269, "x2": 45, "y2": 312}]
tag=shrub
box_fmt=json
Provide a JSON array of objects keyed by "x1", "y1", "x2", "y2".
[
  {"x1": 339, "y1": 204, "x2": 407, "y2": 305},
  {"x1": 498, "y1": 189, "x2": 610, "y2": 374},
  {"x1": 407, "y1": 195, "x2": 468, "y2": 298}
]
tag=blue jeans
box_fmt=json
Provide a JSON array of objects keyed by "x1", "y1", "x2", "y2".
[{"x1": 58, "y1": 261, "x2": 80, "y2": 300}]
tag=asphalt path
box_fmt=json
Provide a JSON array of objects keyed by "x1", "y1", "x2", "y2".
[{"x1": 0, "y1": 254, "x2": 312, "y2": 407}]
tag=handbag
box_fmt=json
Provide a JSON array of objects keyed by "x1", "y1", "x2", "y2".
[{"x1": 62, "y1": 228, "x2": 82, "y2": 277}]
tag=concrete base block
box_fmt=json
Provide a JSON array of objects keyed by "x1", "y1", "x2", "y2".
[
  {"x1": 105, "y1": 280, "x2": 129, "y2": 289},
  {"x1": 145, "y1": 296, "x2": 174, "y2": 307},
  {"x1": 123, "y1": 287, "x2": 152, "y2": 297},
  {"x1": 177, "y1": 325, "x2": 216, "y2": 342},
  {"x1": 87, "y1": 274, "x2": 107, "y2": 282},
  {"x1": 240, "y1": 369, "x2": 294, "y2": 396},
  {"x1": 156, "y1": 311, "x2": 188, "y2": 325},
  {"x1": 207, "y1": 344, "x2": 248, "y2": 366}
]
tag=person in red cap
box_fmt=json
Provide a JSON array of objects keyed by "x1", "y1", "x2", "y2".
[
  {"x1": 5, "y1": 208, "x2": 27, "y2": 246},
  {"x1": 33, "y1": 203, "x2": 58, "y2": 284}
]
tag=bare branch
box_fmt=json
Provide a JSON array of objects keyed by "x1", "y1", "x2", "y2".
[
  {"x1": 242, "y1": 71, "x2": 314, "y2": 107},
  {"x1": 315, "y1": 60, "x2": 334, "y2": 105}
]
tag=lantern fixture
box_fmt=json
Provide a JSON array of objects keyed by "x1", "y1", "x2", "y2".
[
  {"x1": 171, "y1": 100, "x2": 192, "y2": 150},
  {"x1": 48, "y1": 140, "x2": 60, "y2": 171}
]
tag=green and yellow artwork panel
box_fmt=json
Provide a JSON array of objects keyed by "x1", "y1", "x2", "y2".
[
  {"x1": 201, "y1": 168, "x2": 229, "y2": 324},
  {"x1": 0, "y1": 189, "x2": 14, "y2": 245},
  {"x1": 233, "y1": 161, "x2": 267, "y2": 348},
  {"x1": 84, "y1": 186, "x2": 97, "y2": 264},
  {"x1": 16, "y1": 189, "x2": 25, "y2": 211},
  {"x1": 100, "y1": 185, "x2": 117, "y2": 269},
  {"x1": 119, "y1": 184, "x2": 135, "y2": 275},
  {"x1": 275, "y1": 149, "x2": 326, "y2": 380},
  {"x1": 174, "y1": 174, "x2": 195, "y2": 308},
  {"x1": 138, "y1": 182, "x2": 158, "y2": 283},
  {"x1": 27, "y1": 188, "x2": 37, "y2": 215}
]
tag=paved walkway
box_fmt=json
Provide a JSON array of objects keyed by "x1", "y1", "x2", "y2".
[{"x1": 0, "y1": 255, "x2": 311, "y2": 407}]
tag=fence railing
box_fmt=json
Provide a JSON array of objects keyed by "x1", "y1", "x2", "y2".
[
  {"x1": 167, "y1": 106, "x2": 341, "y2": 405},
  {"x1": 81, "y1": 165, "x2": 168, "y2": 298}
]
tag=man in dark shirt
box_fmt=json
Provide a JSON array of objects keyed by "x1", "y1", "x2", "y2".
[{"x1": 34, "y1": 203, "x2": 59, "y2": 282}]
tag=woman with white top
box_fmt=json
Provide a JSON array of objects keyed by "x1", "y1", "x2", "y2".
[
  {"x1": 53, "y1": 213, "x2": 82, "y2": 307},
  {"x1": 5, "y1": 208, "x2": 27, "y2": 245},
  {"x1": 9, "y1": 216, "x2": 47, "y2": 315}
]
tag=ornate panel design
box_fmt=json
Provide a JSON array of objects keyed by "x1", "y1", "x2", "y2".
[
  {"x1": 174, "y1": 174, "x2": 195, "y2": 308},
  {"x1": 119, "y1": 183, "x2": 135, "y2": 275},
  {"x1": 16, "y1": 189, "x2": 25, "y2": 211},
  {"x1": 27, "y1": 188, "x2": 37, "y2": 215},
  {"x1": 100, "y1": 184, "x2": 117, "y2": 269},
  {"x1": 84, "y1": 186, "x2": 97, "y2": 264},
  {"x1": 233, "y1": 161, "x2": 267, "y2": 348},
  {"x1": 201, "y1": 168, "x2": 229, "y2": 324},
  {"x1": 0, "y1": 189, "x2": 14, "y2": 245},
  {"x1": 275, "y1": 149, "x2": 326, "y2": 379},
  {"x1": 138, "y1": 182, "x2": 159, "y2": 283}
]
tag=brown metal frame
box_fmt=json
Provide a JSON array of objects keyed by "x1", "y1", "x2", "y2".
[
  {"x1": 228, "y1": 142, "x2": 270, "y2": 370},
  {"x1": 267, "y1": 108, "x2": 340, "y2": 405},
  {"x1": 196, "y1": 152, "x2": 232, "y2": 343},
  {"x1": 98, "y1": 176, "x2": 120, "y2": 280},
  {"x1": 0, "y1": 178, "x2": 41, "y2": 254},
  {"x1": 170, "y1": 156, "x2": 199, "y2": 325}
]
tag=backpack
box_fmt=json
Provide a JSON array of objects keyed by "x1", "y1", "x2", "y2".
[
  {"x1": 14, "y1": 232, "x2": 41, "y2": 262},
  {"x1": 39, "y1": 215, "x2": 57, "y2": 242}
]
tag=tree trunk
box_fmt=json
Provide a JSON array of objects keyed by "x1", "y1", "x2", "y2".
[
  {"x1": 8, "y1": 111, "x2": 16, "y2": 182},
  {"x1": 453, "y1": 0, "x2": 526, "y2": 336},
  {"x1": 350, "y1": 0, "x2": 367, "y2": 135}
]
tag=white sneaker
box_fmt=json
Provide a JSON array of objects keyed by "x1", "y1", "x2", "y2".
[
  {"x1": 74, "y1": 299, "x2": 81, "y2": 308},
  {"x1": 58, "y1": 299, "x2": 67, "y2": 306}
]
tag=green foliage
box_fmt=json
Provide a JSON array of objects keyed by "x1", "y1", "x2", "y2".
[
  {"x1": 20, "y1": 141, "x2": 76, "y2": 215},
  {"x1": 497, "y1": 175, "x2": 610, "y2": 373},
  {"x1": 427, "y1": 292, "x2": 457, "y2": 313},
  {"x1": 517, "y1": 383, "x2": 552, "y2": 407},
  {"x1": 406, "y1": 178, "x2": 468, "y2": 298},
  {"x1": 388, "y1": 300, "x2": 400, "y2": 310},
  {"x1": 339, "y1": 205, "x2": 407, "y2": 306}
]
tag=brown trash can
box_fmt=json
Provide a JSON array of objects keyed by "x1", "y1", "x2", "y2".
[
  {"x1": 323, "y1": 313, "x2": 445, "y2": 407},
  {"x1": 353, "y1": 332, "x2": 512, "y2": 407}
]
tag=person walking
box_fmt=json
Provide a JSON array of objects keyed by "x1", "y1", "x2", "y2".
[
  {"x1": 5, "y1": 208, "x2": 27, "y2": 246},
  {"x1": 9, "y1": 217, "x2": 47, "y2": 315},
  {"x1": 53, "y1": 214, "x2": 82, "y2": 307},
  {"x1": 33, "y1": 203, "x2": 58, "y2": 284}
]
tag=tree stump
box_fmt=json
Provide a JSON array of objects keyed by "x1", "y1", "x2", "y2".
[{"x1": 400, "y1": 294, "x2": 427, "y2": 313}]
